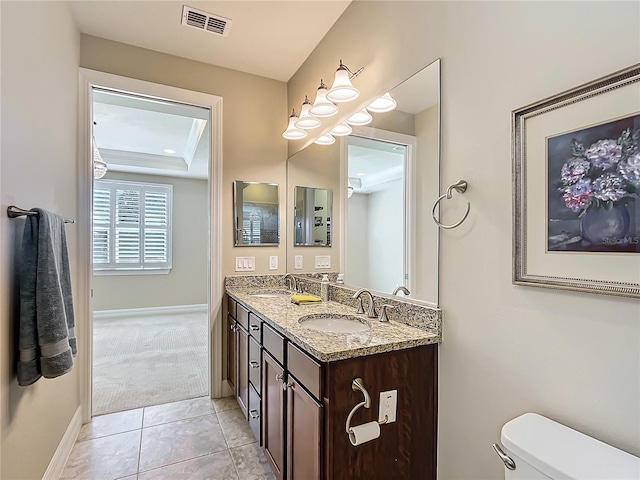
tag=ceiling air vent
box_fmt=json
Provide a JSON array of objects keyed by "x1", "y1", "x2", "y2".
[{"x1": 181, "y1": 5, "x2": 232, "y2": 37}]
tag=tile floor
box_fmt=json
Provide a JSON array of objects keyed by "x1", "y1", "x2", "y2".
[{"x1": 60, "y1": 396, "x2": 276, "y2": 480}]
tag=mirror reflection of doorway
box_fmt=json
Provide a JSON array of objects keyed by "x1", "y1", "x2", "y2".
[
  {"x1": 91, "y1": 89, "x2": 211, "y2": 416},
  {"x1": 346, "y1": 136, "x2": 409, "y2": 293}
]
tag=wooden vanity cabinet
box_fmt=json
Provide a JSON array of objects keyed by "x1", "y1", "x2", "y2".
[
  {"x1": 227, "y1": 295, "x2": 437, "y2": 480},
  {"x1": 226, "y1": 297, "x2": 237, "y2": 392}
]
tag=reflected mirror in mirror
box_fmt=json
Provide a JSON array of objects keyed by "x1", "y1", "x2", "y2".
[
  {"x1": 294, "y1": 186, "x2": 333, "y2": 246},
  {"x1": 233, "y1": 181, "x2": 280, "y2": 246}
]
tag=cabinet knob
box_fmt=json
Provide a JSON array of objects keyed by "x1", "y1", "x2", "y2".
[
  {"x1": 283, "y1": 381, "x2": 293, "y2": 391},
  {"x1": 250, "y1": 324, "x2": 260, "y2": 331},
  {"x1": 230, "y1": 324, "x2": 236, "y2": 332},
  {"x1": 249, "y1": 409, "x2": 260, "y2": 420},
  {"x1": 250, "y1": 361, "x2": 260, "y2": 369},
  {"x1": 275, "y1": 373, "x2": 284, "y2": 381}
]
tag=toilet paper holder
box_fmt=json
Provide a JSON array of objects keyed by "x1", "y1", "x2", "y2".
[{"x1": 345, "y1": 377, "x2": 388, "y2": 435}]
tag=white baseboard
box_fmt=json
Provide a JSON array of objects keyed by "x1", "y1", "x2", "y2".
[
  {"x1": 93, "y1": 304, "x2": 207, "y2": 319},
  {"x1": 42, "y1": 405, "x2": 82, "y2": 480}
]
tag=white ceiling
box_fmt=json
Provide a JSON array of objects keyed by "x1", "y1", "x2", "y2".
[
  {"x1": 69, "y1": 1, "x2": 351, "y2": 82},
  {"x1": 348, "y1": 137, "x2": 405, "y2": 193}
]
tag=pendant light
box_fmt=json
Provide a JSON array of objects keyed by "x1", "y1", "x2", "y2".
[
  {"x1": 309, "y1": 80, "x2": 338, "y2": 117},
  {"x1": 345, "y1": 109, "x2": 373, "y2": 126},
  {"x1": 294, "y1": 96, "x2": 322, "y2": 130},
  {"x1": 327, "y1": 60, "x2": 362, "y2": 103},
  {"x1": 314, "y1": 133, "x2": 336, "y2": 146},
  {"x1": 93, "y1": 136, "x2": 107, "y2": 179},
  {"x1": 282, "y1": 109, "x2": 308, "y2": 140},
  {"x1": 366, "y1": 92, "x2": 397, "y2": 113},
  {"x1": 347, "y1": 179, "x2": 354, "y2": 198},
  {"x1": 329, "y1": 122, "x2": 352, "y2": 137}
]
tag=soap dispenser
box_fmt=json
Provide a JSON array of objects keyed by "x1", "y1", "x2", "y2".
[{"x1": 320, "y1": 274, "x2": 330, "y2": 302}]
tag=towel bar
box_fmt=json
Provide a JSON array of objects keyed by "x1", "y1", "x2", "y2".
[{"x1": 7, "y1": 205, "x2": 75, "y2": 224}]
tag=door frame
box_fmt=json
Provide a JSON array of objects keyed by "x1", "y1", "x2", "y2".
[
  {"x1": 340, "y1": 127, "x2": 417, "y2": 292},
  {"x1": 78, "y1": 68, "x2": 223, "y2": 423}
]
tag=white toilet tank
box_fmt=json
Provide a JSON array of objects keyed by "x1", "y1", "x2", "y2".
[{"x1": 497, "y1": 413, "x2": 640, "y2": 480}]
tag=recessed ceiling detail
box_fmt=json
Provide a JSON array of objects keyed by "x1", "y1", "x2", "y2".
[{"x1": 182, "y1": 5, "x2": 232, "y2": 37}]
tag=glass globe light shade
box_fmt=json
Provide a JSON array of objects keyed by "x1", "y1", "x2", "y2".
[
  {"x1": 345, "y1": 109, "x2": 373, "y2": 126},
  {"x1": 282, "y1": 110, "x2": 308, "y2": 140},
  {"x1": 366, "y1": 92, "x2": 397, "y2": 113},
  {"x1": 294, "y1": 96, "x2": 322, "y2": 130},
  {"x1": 330, "y1": 122, "x2": 353, "y2": 137},
  {"x1": 93, "y1": 139, "x2": 108, "y2": 179},
  {"x1": 327, "y1": 65, "x2": 359, "y2": 103},
  {"x1": 314, "y1": 133, "x2": 336, "y2": 146},
  {"x1": 309, "y1": 80, "x2": 338, "y2": 117}
]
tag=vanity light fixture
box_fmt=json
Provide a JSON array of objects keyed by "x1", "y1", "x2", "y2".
[
  {"x1": 345, "y1": 109, "x2": 373, "y2": 126},
  {"x1": 93, "y1": 136, "x2": 107, "y2": 179},
  {"x1": 314, "y1": 133, "x2": 336, "y2": 146},
  {"x1": 282, "y1": 109, "x2": 308, "y2": 140},
  {"x1": 329, "y1": 122, "x2": 353, "y2": 137},
  {"x1": 309, "y1": 80, "x2": 338, "y2": 117},
  {"x1": 294, "y1": 96, "x2": 322, "y2": 130},
  {"x1": 366, "y1": 92, "x2": 397, "y2": 113},
  {"x1": 327, "y1": 60, "x2": 363, "y2": 103}
]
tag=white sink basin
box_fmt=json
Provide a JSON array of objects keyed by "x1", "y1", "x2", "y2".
[
  {"x1": 299, "y1": 315, "x2": 370, "y2": 334},
  {"x1": 249, "y1": 289, "x2": 291, "y2": 298}
]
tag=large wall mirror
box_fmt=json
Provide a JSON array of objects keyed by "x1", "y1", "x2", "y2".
[
  {"x1": 233, "y1": 180, "x2": 280, "y2": 246},
  {"x1": 286, "y1": 58, "x2": 440, "y2": 306}
]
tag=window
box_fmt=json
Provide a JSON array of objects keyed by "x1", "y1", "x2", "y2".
[{"x1": 93, "y1": 179, "x2": 173, "y2": 273}]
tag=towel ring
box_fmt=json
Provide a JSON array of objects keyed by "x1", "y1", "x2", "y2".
[{"x1": 431, "y1": 180, "x2": 470, "y2": 229}]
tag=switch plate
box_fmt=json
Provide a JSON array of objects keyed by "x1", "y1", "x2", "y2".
[
  {"x1": 378, "y1": 390, "x2": 397, "y2": 424},
  {"x1": 269, "y1": 256, "x2": 278, "y2": 270},
  {"x1": 235, "y1": 256, "x2": 255, "y2": 272},
  {"x1": 294, "y1": 255, "x2": 303, "y2": 270},
  {"x1": 315, "y1": 255, "x2": 331, "y2": 269}
]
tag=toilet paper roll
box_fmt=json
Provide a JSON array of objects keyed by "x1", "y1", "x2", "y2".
[{"x1": 348, "y1": 421, "x2": 380, "y2": 446}]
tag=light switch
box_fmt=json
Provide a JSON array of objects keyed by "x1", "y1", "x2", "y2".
[
  {"x1": 269, "y1": 256, "x2": 278, "y2": 270},
  {"x1": 294, "y1": 255, "x2": 303, "y2": 270},
  {"x1": 315, "y1": 255, "x2": 331, "y2": 269},
  {"x1": 235, "y1": 256, "x2": 255, "y2": 272}
]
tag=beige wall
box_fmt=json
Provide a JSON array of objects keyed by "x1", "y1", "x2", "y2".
[
  {"x1": 80, "y1": 35, "x2": 288, "y2": 278},
  {"x1": 290, "y1": 1, "x2": 640, "y2": 478},
  {"x1": 0, "y1": 2, "x2": 80, "y2": 479},
  {"x1": 93, "y1": 172, "x2": 208, "y2": 311}
]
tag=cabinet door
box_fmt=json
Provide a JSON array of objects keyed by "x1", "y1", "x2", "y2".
[
  {"x1": 227, "y1": 315, "x2": 236, "y2": 392},
  {"x1": 262, "y1": 352, "x2": 285, "y2": 480},
  {"x1": 287, "y1": 377, "x2": 323, "y2": 480},
  {"x1": 236, "y1": 325, "x2": 249, "y2": 418}
]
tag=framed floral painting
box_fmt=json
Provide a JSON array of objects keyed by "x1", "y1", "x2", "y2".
[{"x1": 513, "y1": 64, "x2": 640, "y2": 298}]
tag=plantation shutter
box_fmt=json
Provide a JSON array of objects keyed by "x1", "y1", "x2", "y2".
[{"x1": 93, "y1": 179, "x2": 172, "y2": 272}]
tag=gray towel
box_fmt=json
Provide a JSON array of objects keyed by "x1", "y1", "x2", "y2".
[{"x1": 17, "y1": 208, "x2": 76, "y2": 386}]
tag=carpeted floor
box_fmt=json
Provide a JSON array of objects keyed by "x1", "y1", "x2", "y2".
[{"x1": 93, "y1": 311, "x2": 208, "y2": 416}]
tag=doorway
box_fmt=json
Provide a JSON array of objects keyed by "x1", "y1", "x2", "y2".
[
  {"x1": 79, "y1": 69, "x2": 223, "y2": 422},
  {"x1": 344, "y1": 129, "x2": 416, "y2": 294}
]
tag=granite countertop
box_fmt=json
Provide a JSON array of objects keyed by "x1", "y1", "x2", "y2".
[{"x1": 226, "y1": 286, "x2": 440, "y2": 362}]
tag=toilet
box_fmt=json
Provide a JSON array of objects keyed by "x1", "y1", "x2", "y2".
[{"x1": 494, "y1": 413, "x2": 640, "y2": 479}]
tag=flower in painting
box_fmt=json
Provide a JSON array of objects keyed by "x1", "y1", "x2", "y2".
[
  {"x1": 618, "y1": 151, "x2": 640, "y2": 187},
  {"x1": 592, "y1": 172, "x2": 627, "y2": 202},
  {"x1": 560, "y1": 157, "x2": 590, "y2": 184},
  {"x1": 562, "y1": 178, "x2": 594, "y2": 212},
  {"x1": 584, "y1": 139, "x2": 623, "y2": 170}
]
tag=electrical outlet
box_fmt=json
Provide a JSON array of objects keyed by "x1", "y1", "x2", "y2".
[
  {"x1": 235, "y1": 256, "x2": 255, "y2": 272},
  {"x1": 378, "y1": 390, "x2": 397, "y2": 424},
  {"x1": 294, "y1": 255, "x2": 303, "y2": 270},
  {"x1": 269, "y1": 256, "x2": 278, "y2": 270},
  {"x1": 315, "y1": 255, "x2": 331, "y2": 269}
]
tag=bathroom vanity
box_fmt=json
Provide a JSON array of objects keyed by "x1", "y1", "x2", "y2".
[{"x1": 224, "y1": 276, "x2": 441, "y2": 480}]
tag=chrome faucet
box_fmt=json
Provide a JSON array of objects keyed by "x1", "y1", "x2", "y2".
[
  {"x1": 352, "y1": 288, "x2": 377, "y2": 318},
  {"x1": 282, "y1": 273, "x2": 297, "y2": 291},
  {"x1": 392, "y1": 285, "x2": 410, "y2": 296}
]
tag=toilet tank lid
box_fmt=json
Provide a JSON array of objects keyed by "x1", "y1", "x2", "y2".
[{"x1": 501, "y1": 413, "x2": 640, "y2": 480}]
